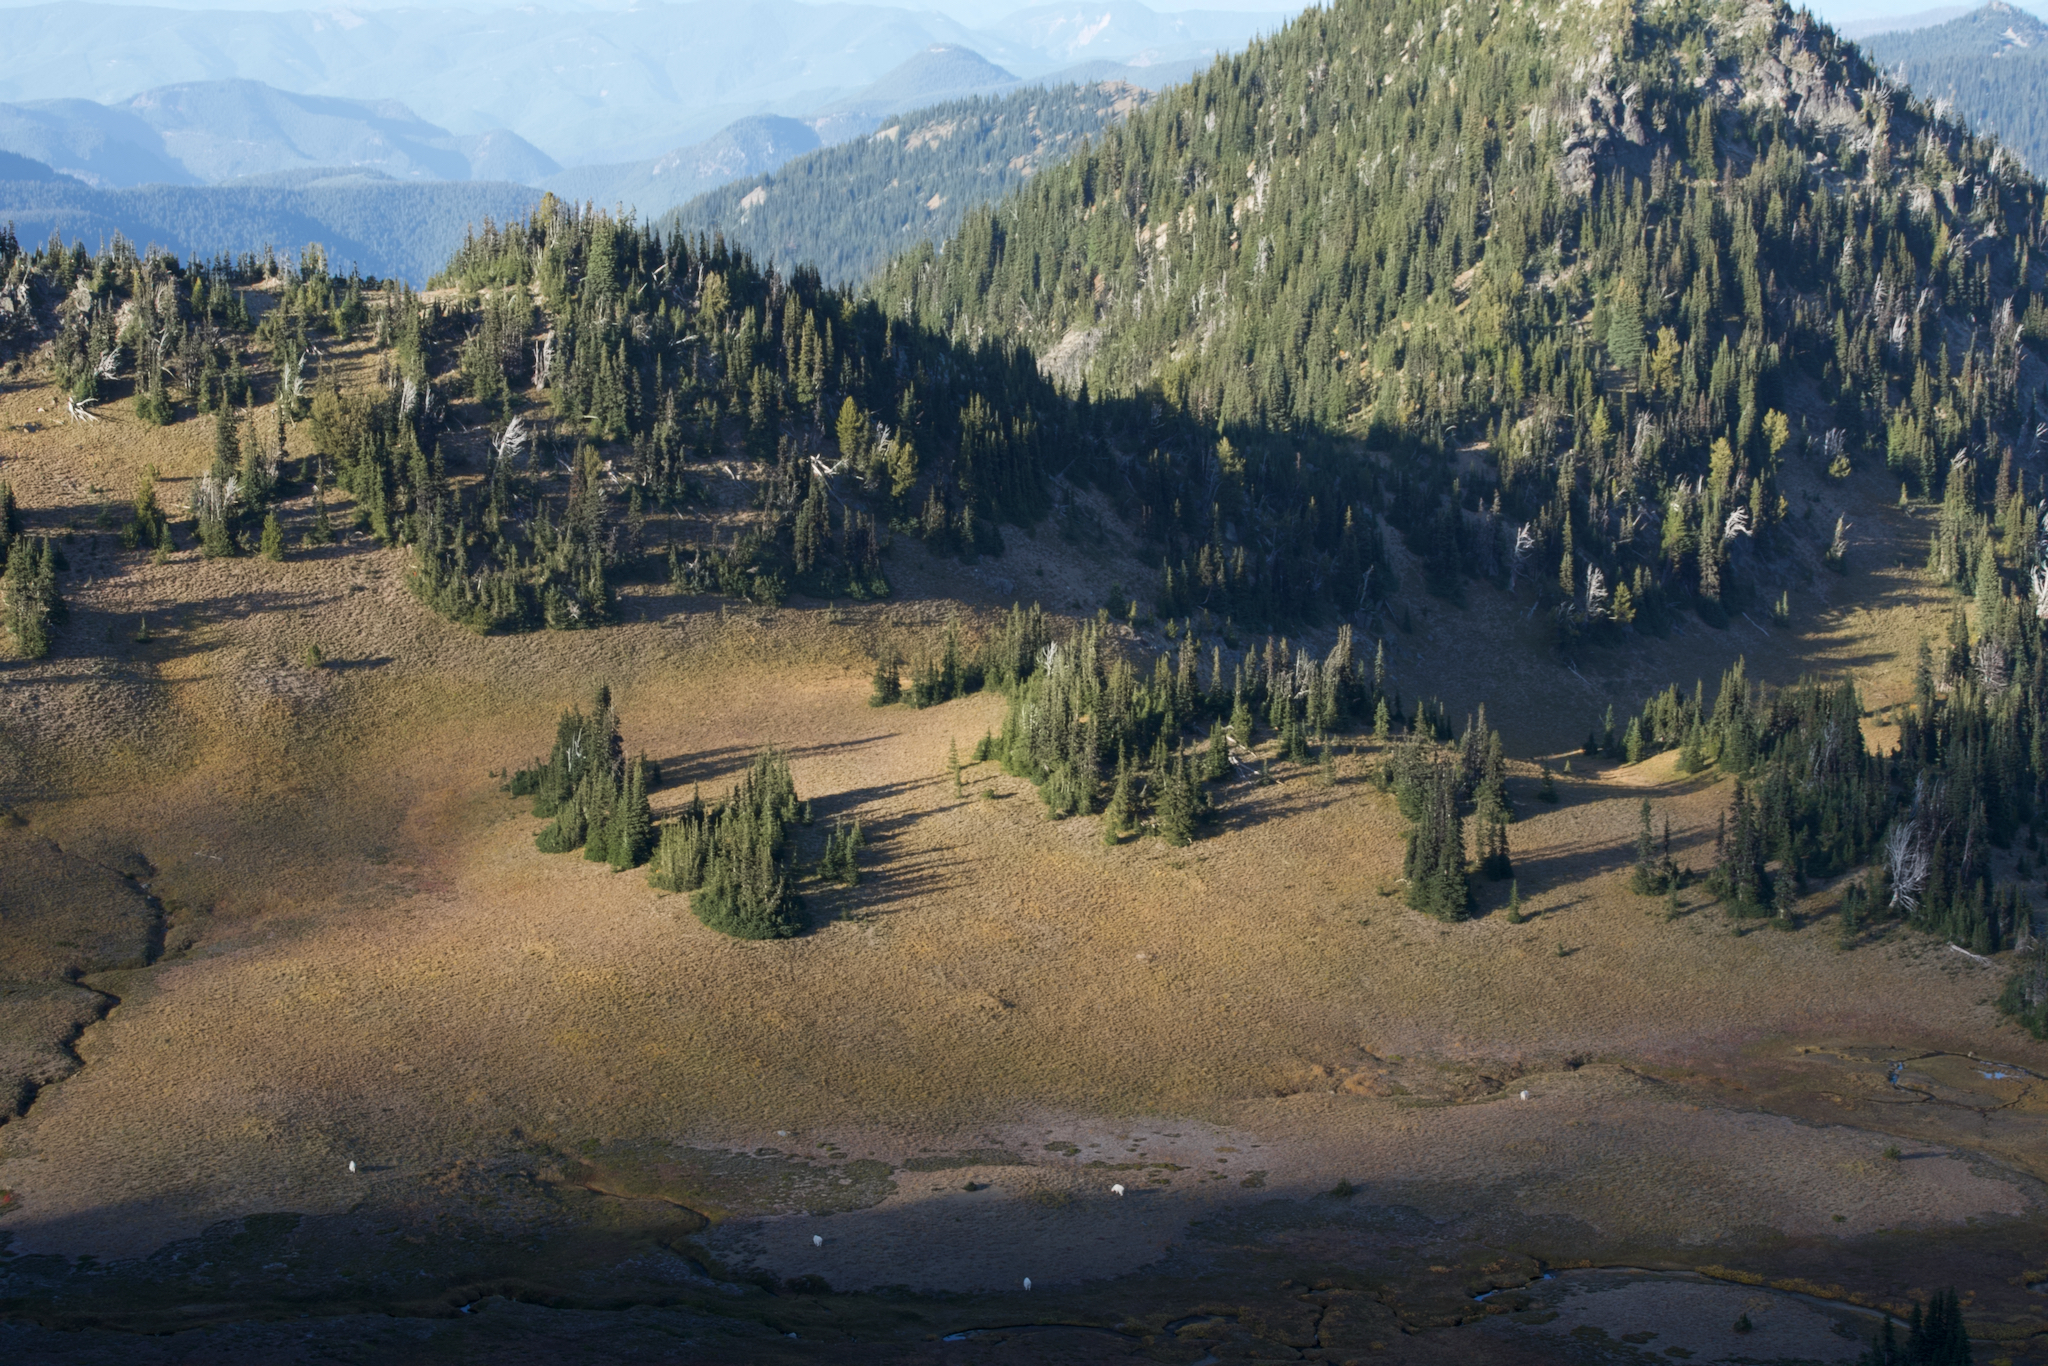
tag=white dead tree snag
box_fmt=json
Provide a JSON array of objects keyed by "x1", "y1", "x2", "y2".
[
  {"x1": 493, "y1": 416, "x2": 529, "y2": 467},
  {"x1": 1583, "y1": 567, "x2": 1608, "y2": 620},
  {"x1": 1508, "y1": 523, "x2": 1535, "y2": 591},
  {"x1": 1885, "y1": 822, "x2": 1928, "y2": 913},
  {"x1": 1975, "y1": 636, "x2": 2011, "y2": 693},
  {"x1": 533, "y1": 333, "x2": 554, "y2": 390}
]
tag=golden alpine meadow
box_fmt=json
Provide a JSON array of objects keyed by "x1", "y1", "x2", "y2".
[{"x1": 1, "y1": 0, "x2": 2046, "y2": 1360}]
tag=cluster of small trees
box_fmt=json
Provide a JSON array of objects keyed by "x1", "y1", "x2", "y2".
[
  {"x1": 35, "y1": 235, "x2": 256, "y2": 423},
  {"x1": 0, "y1": 485, "x2": 63, "y2": 660},
  {"x1": 1629, "y1": 800, "x2": 1684, "y2": 899},
  {"x1": 956, "y1": 615, "x2": 1381, "y2": 844},
  {"x1": 1611, "y1": 645, "x2": 2037, "y2": 962},
  {"x1": 2000, "y1": 935, "x2": 2048, "y2": 1039},
  {"x1": 1857, "y1": 1288, "x2": 1972, "y2": 1365},
  {"x1": 647, "y1": 750, "x2": 811, "y2": 940},
  {"x1": 508, "y1": 685, "x2": 659, "y2": 870},
  {"x1": 187, "y1": 407, "x2": 290, "y2": 559},
  {"x1": 1383, "y1": 711, "x2": 1512, "y2": 920},
  {"x1": 508, "y1": 688, "x2": 865, "y2": 940},
  {"x1": 6, "y1": 230, "x2": 363, "y2": 432},
  {"x1": 410, "y1": 436, "x2": 616, "y2": 632}
]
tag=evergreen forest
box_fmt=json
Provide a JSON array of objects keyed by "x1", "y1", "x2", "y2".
[
  {"x1": 1863, "y1": 3, "x2": 2048, "y2": 178},
  {"x1": 663, "y1": 83, "x2": 1148, "y2": 288}
]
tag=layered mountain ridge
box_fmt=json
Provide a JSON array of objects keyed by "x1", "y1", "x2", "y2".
[{"x1": 0, "y1": 79, "x2": 560, "y2": 189}]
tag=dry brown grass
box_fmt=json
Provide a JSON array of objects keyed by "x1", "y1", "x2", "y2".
[{"x1": 0, "y1": 366, "x2": 2044, "y2": 1347}]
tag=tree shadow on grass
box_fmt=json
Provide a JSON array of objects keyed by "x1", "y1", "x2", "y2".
[
  {"x1": 803, "y1": 855, "x2": 959, "y2": 929},
  {"x1": 646, "y1": 734, "x2": 897, "y2": 793},
  {"x1": 9, "y1": 581, "x2": 337, "y2": 682},
  {"x1": 1501, "y1": 835, "x2": 1639, "y2": 893},
  {"x1": 1206, "y1": 776, "x2": 1349, "y2": 837},
  {"x1": 794, "y1": 779, "x2": 959, "y2": 929}
]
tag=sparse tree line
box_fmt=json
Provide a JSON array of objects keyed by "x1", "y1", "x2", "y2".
[
  {"x1": 0, "y1": 226, "x2": 400, "y2": 644},
  {"x1": 876, "y1": 605, "x2": 1515, "y2": 895},
  {"x1": 1, "y1": 228, "x2": 368, "y2": 425},
  {"x1": 1609, "y1": 633, "x2": 2048, "y2": 1033},
  {"x1": 507, "y1": 684, "x2": 861, "y2": 940}
]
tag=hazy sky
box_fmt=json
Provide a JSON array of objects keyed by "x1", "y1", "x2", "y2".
[{"x1": 0, "y1": 0, "x2": 2020, "y2": 32}]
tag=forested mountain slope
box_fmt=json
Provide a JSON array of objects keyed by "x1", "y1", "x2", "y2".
[
  {"x1": 869, "y1": 0, "x2": 2048, "y2": 629},
  {"x1": 1862, "y1": 2, "x2": 2048, "y2": 174},
  {"x1": 664, "y1": 83, "x2": 1147, "y2": 285}
]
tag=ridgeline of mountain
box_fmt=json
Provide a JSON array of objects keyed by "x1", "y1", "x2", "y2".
[
  {"x1": 545, "y1": 115, "x2": 824, "y2": 220},
  {"x1": 1834, "y1": 4, "x2": 1975, "y2": 40},
  {"x1": 0, "y1": 158, "x2": 540, "y2": 283},
  {"x1": 0, "y1": 79, "x2": 560, "y2": 188},
  {"x1": 1861, "y1": 2, "x2": 2048, "y2": 172},
  {"x1": 551, "y1": 51, "x2": 1166, "y2": 222},
  {"x1": 0, "y1": 0, "x2": 1274, "y2": 165},
  {"x1": 984, "y1": 1, "x2": 1279, "y2": 66},
  {"x1": 664, "y1": 82, "x2": 1146, "y2": 285},
  {"x1": 809, "y1": 45, "x2": 1026, "y2": 136}
]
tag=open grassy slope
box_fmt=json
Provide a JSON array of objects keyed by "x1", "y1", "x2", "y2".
[{"x1": 1, "y1": 336, "x2": 2045, "y2": 1362}]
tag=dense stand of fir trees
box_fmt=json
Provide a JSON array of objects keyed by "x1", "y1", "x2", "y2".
[
  {"x1": 1857, "y1": 1287, "x2": 1973, "y2": 1366},
  {"x1": 375, "y1": 197, "x2": 1104, "y2": 632},
  {"x1": 0, "y1": 482, "x2": 63, "y2": 659},
  {"x1": 863, "y1": 0, "x2": 2048, "y2": 636},
  {"x1": 506, "y1": 685, "x2": 857, "y2": 940},
  {"x1": 646, "y1": 749, "x2": 824, "y2": 940},
  {"x1": 507, "y1": 685, "x2": 661, "y2": 870},
  {"x1": 1381, "y1": 710, "x2": 1513, "y2": 919}
]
